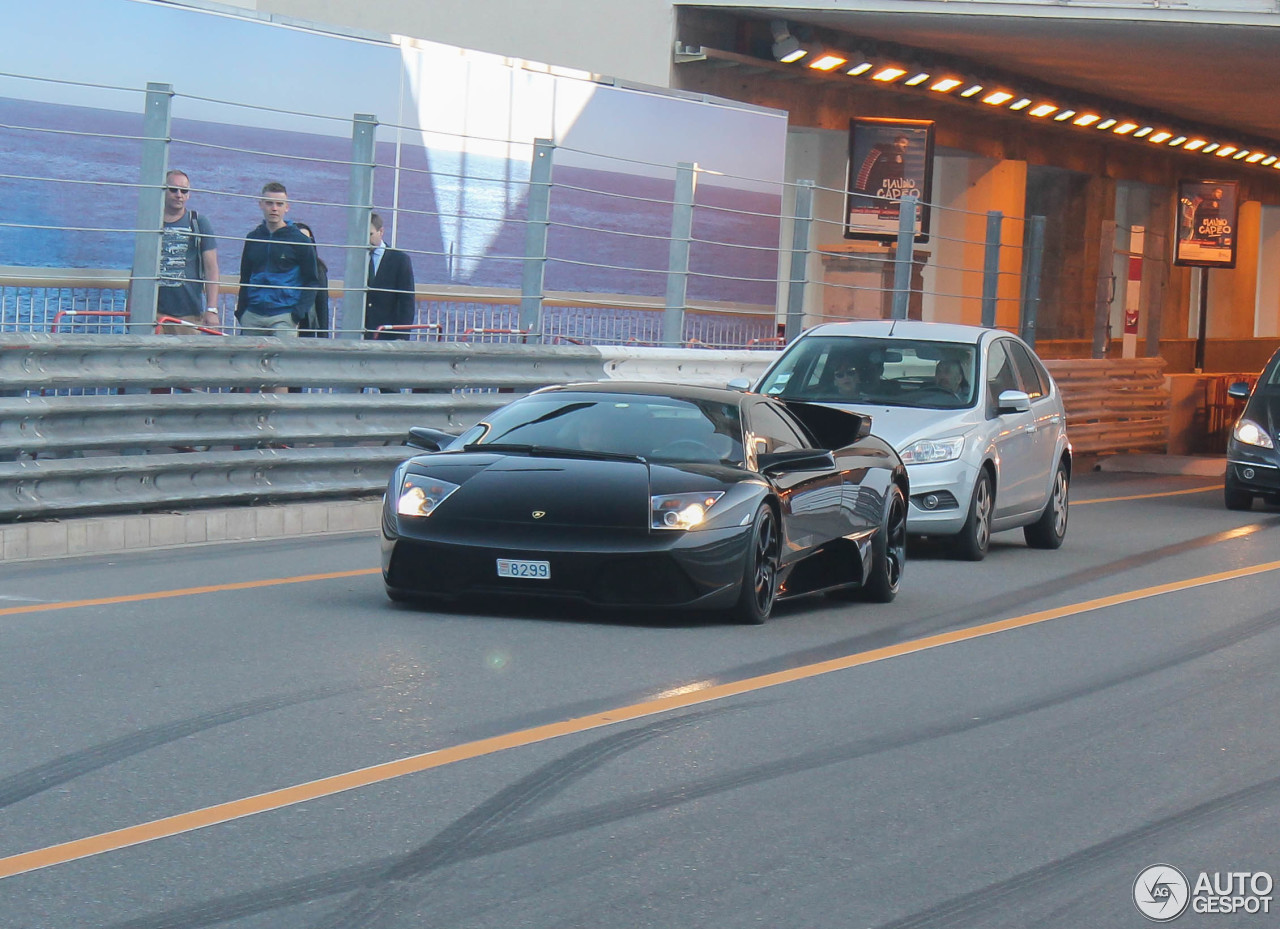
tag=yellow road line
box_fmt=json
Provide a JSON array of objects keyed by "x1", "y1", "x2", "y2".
[
  {"x1": 4, "y1": 556, "x2": 1280, "y2": 882},
  {"x1": 1074, "y1": 485, "x2": 1219, "y2": 505},
  {"x1": 0, "y1": 569, "x2": 379, "y2": 618}
]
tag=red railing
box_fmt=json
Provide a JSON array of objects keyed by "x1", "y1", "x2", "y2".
[
  {"x1": 155, "y1": 315, "x2": 228, "y2": 336},
  {"x1": 50, "y1": 310, "x2": 128, "y2": 333}
]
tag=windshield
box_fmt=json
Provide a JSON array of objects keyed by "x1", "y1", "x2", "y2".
[
  {"x1": 758, "y1": 335, "x2": 978, "y2": 410},
  {"x1": 452, "y1": 393, "x2": 745, "y2": 465}
]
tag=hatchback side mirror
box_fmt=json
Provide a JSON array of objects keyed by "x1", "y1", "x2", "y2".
[
  {"x1": 996, "y1": 389, "x2": 1032, "y2": 414},
  {"x1": 1227, "y1": 382, "x2": 1252, "y2": 401}
]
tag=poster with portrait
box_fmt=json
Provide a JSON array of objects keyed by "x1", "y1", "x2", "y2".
[
  {"x1": 1175, "y1": 179, "x2": 1239, "y2": 268},
  {"x1": 845, "y1": 117, "x2": 934, "y2": 241}
]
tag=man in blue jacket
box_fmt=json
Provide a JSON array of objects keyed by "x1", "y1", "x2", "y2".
[{"x1": 235, "y1": 182, "x2": 319, "y2": 336}]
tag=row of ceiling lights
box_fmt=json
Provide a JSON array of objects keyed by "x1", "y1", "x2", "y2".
[{"x1": 769, "y1": 27, "x2": 1278, "y2": 170}]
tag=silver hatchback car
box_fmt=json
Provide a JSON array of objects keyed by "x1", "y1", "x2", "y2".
[{"x1": 754, "y1": 320, "x2": 1071, "y2": 560}]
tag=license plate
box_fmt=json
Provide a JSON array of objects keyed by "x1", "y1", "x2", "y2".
[{"x1": 496, "y1": 558, "x2": 551, "y2": 580}]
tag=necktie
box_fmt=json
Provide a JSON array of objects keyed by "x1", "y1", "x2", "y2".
[{"x1": 369, "y1": 249, "x2": 377, "y2": 280}]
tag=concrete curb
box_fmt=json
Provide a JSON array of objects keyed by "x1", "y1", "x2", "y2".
[
  {"x1": 1, "y1": 498, "x2": 383, "y2": 563},
  {"x1": 1093, "y1": 454, "x2": 1226, "y2": 478}
]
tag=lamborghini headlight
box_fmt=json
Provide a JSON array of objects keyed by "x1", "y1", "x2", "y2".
[
  {"x1": 651, "y1": 491, "x2": 725, "y2": 530},
  {"x1": 1233, "y1": 419, "x2": 1275, "y2": 449},
  {"x1": 397, "y1": 474, "x2": 460, "y2": 517},
  {"x1": 900, "y1": 436, "x2": 966, "y2": 464}
]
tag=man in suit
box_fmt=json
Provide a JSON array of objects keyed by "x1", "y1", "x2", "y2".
[{"x1": 363, "y1": 212, "x2": 416, "y2": 340}]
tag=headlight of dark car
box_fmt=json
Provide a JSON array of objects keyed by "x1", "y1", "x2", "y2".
[
  {"x1": 651, "y1": 491, "x2": 726, "y2": 530},
  {"x1": 396, "y1": 473, "x2": 461, "y2": 517},
  {"x1": 1233, "y1": 419, "x2": 1275, "y2": 449}
]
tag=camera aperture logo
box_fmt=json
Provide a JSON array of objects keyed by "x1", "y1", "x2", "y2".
[
  {"x1": 1135, "y1": 865, "x2": 1190, "y2": 921},
  {"x1": 1134, "y1": 865, "x2": 1274, "y2": 920}
]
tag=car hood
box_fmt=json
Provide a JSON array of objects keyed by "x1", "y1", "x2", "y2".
[
  {"x1": 404, "y1": 451, "x2": 742, "y2": 529},
  {"x1": 818, "y1": 403, "x2": 981, "y2": 452}
]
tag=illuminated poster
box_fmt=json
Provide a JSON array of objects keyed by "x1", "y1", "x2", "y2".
[
  {"x1": 845, "y1": 117, "x2": 934, "y2": 241},
  {"x1": 1175, "y1": 179, "x2": 1239, "y2": 268}
]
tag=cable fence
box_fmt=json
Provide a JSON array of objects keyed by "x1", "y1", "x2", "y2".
[{"x1": 1, "y1": 69, "x2": 1052, "y2": 350}]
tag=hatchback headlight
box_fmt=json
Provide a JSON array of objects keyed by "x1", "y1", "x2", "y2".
[
  {"x1": 397, "y1": 474, "x2": 460, "y2": 517},
  {"x1": 1233, "y1": 419, "x2": 1275, "y2": 449},
  {"x1": 900, "y1": 436, "x2": 965, "y2": 464},
  {"x1": 651, "y1": 492, "x2": 725, "y2": 530}
]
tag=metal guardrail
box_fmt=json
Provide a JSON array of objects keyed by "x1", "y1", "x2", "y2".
[
  {"x1": 0, "y1": 447, "x2": 412, "y2": 521},
  {"x1": 0, "y1": 393, "x2": 500, "y2": 457},
  {"x1": 0, "y1": 333, "x2": 608, "y2": 392},
  {"x1": 0, "y1": 334, "x2": 779, "y2": 521}
]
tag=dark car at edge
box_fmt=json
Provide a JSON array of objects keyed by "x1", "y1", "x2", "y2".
[{"x1": 1225, "y1": 349, "x2": 1280, "y2": 510}]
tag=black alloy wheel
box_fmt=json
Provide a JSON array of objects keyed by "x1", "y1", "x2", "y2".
[
  {"x1": 1224, "y1": 472, "x2": 1254, "y2": 511},
  {"x1": 860, "y1": 483, "x2": 907, "y2": 602},
  {"x1": 731, "y1": 504, "x2": 779, "y2": 625}
]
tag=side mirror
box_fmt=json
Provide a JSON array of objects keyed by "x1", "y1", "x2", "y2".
[
  {"x1": 996, "y1": 389, "x2": 1031, "y2": 414},
  {"x1": 1227, "y1": 382, "x2": 1252, "y2": 401},
  {"x1": 406, "y1": 426, "x2": 455, "y2": 452},
  {"x1": 756, "y1": 448, "x2": 836, "y2": 475},
  {"x1": 727, "y1": 377, "x2": 752, "y2": 392}
]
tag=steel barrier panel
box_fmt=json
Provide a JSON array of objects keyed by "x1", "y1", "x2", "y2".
[
  {"x1": 0, "y1": 334, "x2": 610, "y2": 392},
  {"x1": 0, "y1": 393, "x2": 505, "y2": 456},
  {"x1": 0, "y1": 447, "x2": 410, "y2": 520}
]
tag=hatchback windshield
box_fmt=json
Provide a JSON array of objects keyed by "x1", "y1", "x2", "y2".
[
  {"x1": 758, "y1": 336, "x2": 978, "y2": 409},
  {"x1": 452, "y1": 393, "x2": 745, "y2": 464}
]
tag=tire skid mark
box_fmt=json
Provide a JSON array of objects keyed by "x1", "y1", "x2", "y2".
[
  {"x1": 874, "y1": 773, "x2": 1280, "y2": 929},
  {"x1": 709, "y1": 521, "x2": 1279, "y2": 688},
  {"x1": 96, "y1": 609, "x2": 1280, "y2": 929},
  {"x1": 103, "y1": 710, "x2": 723, "y2": 929},
  {"x1": 0, "y1": 684, "x2": 359, "y2": 810}
]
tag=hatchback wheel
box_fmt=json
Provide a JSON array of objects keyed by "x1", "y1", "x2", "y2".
[
  {"x1": 1024, "y1": 460, "x2": 1069, "y2": 549},
  {"x1": 954, "y1": 470, "x2": 992, "y2": 561}
]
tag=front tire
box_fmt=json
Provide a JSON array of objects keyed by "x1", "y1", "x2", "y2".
[
  {"x1": 860, "y1": 484, "x2": 907, "y2": 602},
  {"x1": 730, "y1": 505, "x2": 779, "y2": 625},
  {"x1": 1224, "y1": 472, "x2": 1253, "y2": 511},
  {"x1": 954, "y1": 470, "x2": 993, "y2": 561},
  {"x1": 1024, "y1": 460, "x2": 1069, "y2": 549}
]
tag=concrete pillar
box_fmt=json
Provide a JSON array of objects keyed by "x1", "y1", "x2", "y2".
[
  {"x1": 929, "y1": 154, "x2": 1026, "y2": 327},
  {"x1": 1255, "y1": 205, "x2": 1280, "y2": 338}
]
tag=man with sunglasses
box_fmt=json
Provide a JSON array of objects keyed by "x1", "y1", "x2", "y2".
[{"x1": 157, "y1": 170, "x2": 220, "y2": 333}]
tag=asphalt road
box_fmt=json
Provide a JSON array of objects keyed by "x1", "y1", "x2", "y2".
[{"x1": 2, "y1": 469, "x2": 1279, "y2": 929}]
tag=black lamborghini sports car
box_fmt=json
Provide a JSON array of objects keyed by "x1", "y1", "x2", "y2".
[{"x1": 381, "y1": 382, "x2": 908, "y2": 623}]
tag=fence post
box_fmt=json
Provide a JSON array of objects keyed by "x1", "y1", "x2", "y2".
[
  {"x1": 519, "y1": 139, "x2": 554, "y2": 336},
  {"x1": 890, "y1": 194, "x2": 918, "y2": 320},
  {"x1": 980, "y1": 210, "x2": 1003, "y2": 328},
  {"x1": 1092, "y1": 220, "x2": 1118, "y2": 358},
  {"x1": 339, "y1": 113, "x2": 377, "y2": 339},
  {"x1": 663, "y1": 162, "x2": 697, "y2": 346},
  {"x1": 784, "y1": 180, "x2": 814, "y2": 342},
  {"x1": 127, "y1": 82, "x2": 173, "y2": 333},
  {"x1": 1019, "y1": 215, "x2": 1046, "y2": 348}
]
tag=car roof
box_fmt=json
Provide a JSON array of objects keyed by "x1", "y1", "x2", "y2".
[
  {"x1": 800, "y1": 319, "x2": 1006, "y2": 346},
  {"x1": 539, "y1": 381, "x2": 755, "y2": 405}
]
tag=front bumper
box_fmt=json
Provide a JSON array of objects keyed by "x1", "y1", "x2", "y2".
[
  {"x1": 1226, "y1": 440, "x2": 1280, "y2": 496},
  {"x1": 903, "y1": 460, "x2": 975, "y2": 536},
  {"x1": 382, "y1": 512, "x2": 752, "y2": 609}
]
